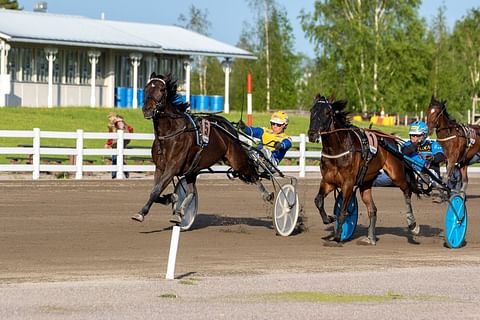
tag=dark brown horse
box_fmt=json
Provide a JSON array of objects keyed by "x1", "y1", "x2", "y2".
[
  {"x1": 131, "y1": 73, "x2": 271, "y2": 223},
  {"x1": 426, "y1": 96, "x2": 480, "y2": 191},
  {"x1": 307, "y1": 95, "x2": 421, "y2": 245}
]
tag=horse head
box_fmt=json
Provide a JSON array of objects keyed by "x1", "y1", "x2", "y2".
[
  {"x1": 426, "y1": 95, "x2": 447, "y2": 132},
  {"x1": 308, "y1": 94, "x2": 349, "y2": 142},
  {"x1": 142, "y1": 72, "x2": 177, "y2": 119}
]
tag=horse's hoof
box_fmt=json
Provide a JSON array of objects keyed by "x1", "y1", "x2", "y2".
[
  {"x1": 322, "y1": 215, "x2": 336, "y2": 225},
  {"x1": 131, "y1": 213, "x2": 144, "y2": 223},
  {"x1": 169, "y1": 213, "x2": 182, "y2": 224},
  {"x1": 408, "y1": 223, "x2": 420, "y2": 236},
  {"x1": 356, "y1": 237, "x2": 376, "y2": 246},
  {"x1": 323, "y1": 240, "x2": 343, "y2": 247},
  {"x1": 171, "y1": 193, "x2": 179, "y2": 204},
  {"x1": 262, "y1": 192, "x2": 274, "y2": 203}
]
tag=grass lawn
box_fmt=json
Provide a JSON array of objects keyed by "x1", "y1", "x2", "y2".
[{"x1": 0, "y1": 107, "x2": 412, "y2": 164}]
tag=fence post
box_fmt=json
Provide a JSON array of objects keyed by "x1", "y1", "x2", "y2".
[
  {"x1": 32, "y1": 128, "x2": 40, "y2": 180},
  {"x1": 299, "y1": 134, "x2": 306, "y2": 178},
  {"x1": 117, "y1": 129, "x2": 125, "y2": 179},
  {"x1": 75, "y1": 129, "x2": 84, "y2": 180}
]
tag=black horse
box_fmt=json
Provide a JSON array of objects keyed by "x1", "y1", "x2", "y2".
[
  {"x1": 131, "y1": 73, "x2": 271, "y2": 223},
  {"x1": 308, "y1": 95, "x2": 421, "y2": 244}
]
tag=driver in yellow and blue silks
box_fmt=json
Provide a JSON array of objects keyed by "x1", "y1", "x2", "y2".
[{"x1": 239, "y1": 111, "x2": 292, "y2": 166}]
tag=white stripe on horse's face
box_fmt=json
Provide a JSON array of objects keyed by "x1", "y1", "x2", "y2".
[{"x1": 430, "y1": 109, "x2": 435, "y2": 114}]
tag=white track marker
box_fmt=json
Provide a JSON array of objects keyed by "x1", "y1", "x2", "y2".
[{"x1": 166, "y1": 226, "x2": 181, "y2": 280}]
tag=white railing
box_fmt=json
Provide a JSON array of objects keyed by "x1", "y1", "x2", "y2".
[{"x1": 0, "y1": 128, "x2": 322, "y2": 179}]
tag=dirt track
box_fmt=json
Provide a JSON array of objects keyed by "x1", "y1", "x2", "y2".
[{"x1": 1, "y1": 177, "x2": 479, "y2": 319}]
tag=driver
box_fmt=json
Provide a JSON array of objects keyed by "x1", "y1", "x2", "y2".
[
  {"x1": 239, "y1": 111, "x2": 292, "y2": 166},
  {"x1": 402, "y1": 120, "x2": 445, "y2": 177},
  {"x1": 373, "y1": 120, "x2": 446, "y2": 195}
]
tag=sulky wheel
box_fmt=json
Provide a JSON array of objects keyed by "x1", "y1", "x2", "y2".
[
  {"x1": 334, "y1": 191, "x2": 359, "y2": 241},
  {"x1": 444, "y1": 194, "x2": 468, "y2": 249},
  {"x1": 174, "y1": 177, "x2": 198, "y2": 231},
  {"x1": 273, "y1": 183, "x2": 299, "y2": 236}
]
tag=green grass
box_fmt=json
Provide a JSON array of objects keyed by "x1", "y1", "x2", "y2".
[
  {"x1": 0, "y1": 107, "x2": 410, "y2": 137},
  {"x1": 0, "y1": 107, "x2": 411, "y2": 164},
  {"x1": 262, "y1": 290, "x2": 437, "y2": 303}
]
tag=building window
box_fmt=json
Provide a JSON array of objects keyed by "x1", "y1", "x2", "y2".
[
  {"x1": 115, "y1": 54, "x2": 131, "y2": 87},
  {"x1": 22, "y1": 48, "x2": 33, "y2": 82},
  {"x1": 7, "y1": 47, "x2": 17, "y2": 81},
  {"x1": 79, "y1": 51, "x2": 89, "y2": 84},
  {"x1": 65, "y1": 51, "x2": 77, "y2": 84},
  {"x1": 53, "y1": 50, "x2": 62, "y2": 83},
  {"x1": 157, "y1": 55, "x2": 185, "y2": 86},
  {"x1": 35, "y1": 49, "x2": 48, "y2": 83}
]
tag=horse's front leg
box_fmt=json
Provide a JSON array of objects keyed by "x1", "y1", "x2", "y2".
[
  {"x1": 333, "y1": 186, "x2": 355, "y2": 242},
  {"x1": 131, "y1": 168, "x2": 174, "y2": 222},
  {"x1": 460, "y1": 166, "x2": 468, "y2": 192},
  {"x1": 445, "y1": 162, "x2": 462, "y2": 191},
  {"x1": 358, "y1": 186, "x2": 377, "y2": 245},
  {"x1": 170, "y1": 174, "x2": 198, "y2": 223},
  {"x1": 314, "y1": 181, "x2": 336, "y2": 225},
  {"x1": 256, "y1": 180, "x2": 274, "y2": 203},
  {"x1": 402, "y1": 188, "x2": 419, "y2": 235}
]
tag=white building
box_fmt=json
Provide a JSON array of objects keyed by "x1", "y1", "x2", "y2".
[{"x1": 0, "y1": 9, "x2": 255, "y2": 110}]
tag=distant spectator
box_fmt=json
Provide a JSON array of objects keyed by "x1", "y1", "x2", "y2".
[{"x1": 105, "y1": 113, "x2": 134, "y2": 179}]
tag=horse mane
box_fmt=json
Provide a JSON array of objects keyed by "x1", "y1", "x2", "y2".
[
  {"x1": 332, "y1": 99, "x2": 352, "y2": 127},
  {"x1": 314, "y1": 93, "x2": 352, "y2": 128},
  {"x1": 431, "y1": 95, "x2": 456, "y2": 123},
  {"x1": 150, "y1": 72, "x2": 189, "y2": 112}
]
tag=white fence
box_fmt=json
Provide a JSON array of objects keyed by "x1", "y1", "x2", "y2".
[{"x1": 0, "y1": 128, "x2": 322, "y2": 179}]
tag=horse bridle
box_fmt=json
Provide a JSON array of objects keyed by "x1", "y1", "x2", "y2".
[
  {"x1": 311, "y1": 98, "x2": 335, "y2": 135},
  {"x1": 145, "y1": 77, "x2": 168, "y2": 119},
  {"x1": 428, "y1": 103, "x2": 446, "y2": 131}
]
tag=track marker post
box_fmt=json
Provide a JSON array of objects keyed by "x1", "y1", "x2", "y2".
[
  {"x1": 247, "y1": 72, "x2": 253, "y2": 126},
  {"x1": 166, "y1": 225, "x2": 181, "y2": 280}
]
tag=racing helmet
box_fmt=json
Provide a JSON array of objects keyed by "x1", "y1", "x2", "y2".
[
  {"x1": 270, "y1": 111, "x2": 289, "y2": 125},
  {"x1": 409, "y1": 120, "x2": 428, "y2": 142}
]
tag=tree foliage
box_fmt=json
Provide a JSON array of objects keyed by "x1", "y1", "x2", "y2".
[
  {"x1": 177, "y1": 5, "x2": 212, "y2": 95},
  {"x1": 230, "y1": 1, "x2": 300, "y2": 111},
  {"x1": 0, "y1": 0, "x2": 20, "y2": 10},
  {"x1": 300, "y1": 0, "x2": 431, "y2": 114}
]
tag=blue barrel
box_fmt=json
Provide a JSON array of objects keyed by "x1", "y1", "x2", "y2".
[
  {"x1": 209, "y1": 95, "x2": 224, "y2": 113},
  {"x1": 178, "y1": 93, "x2": 187, "y2": 103},
  {"x1": 137, "y1": 89, "x2": 145, "y2": 108},
  {"x1": 195, "y1": 95, "x2": 209, "y2": 112},
  {"x1": 126, "y1": 87, "x2": 134, "y2": 108},
  {"x1": 115, "y1": 87, "x2": 127, "y2": 108},
  {"x1": 189, "y1": 95, "x2": 196, "y2": 111}
]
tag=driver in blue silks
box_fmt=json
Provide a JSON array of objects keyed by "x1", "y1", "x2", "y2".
[{"x1": 373, "y1": 120, "x2": 446, "y2": 187}]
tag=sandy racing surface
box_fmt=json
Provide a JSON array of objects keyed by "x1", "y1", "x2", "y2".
[{"x1": 1, "y1": 177, "x2": 479, "y2": 319}]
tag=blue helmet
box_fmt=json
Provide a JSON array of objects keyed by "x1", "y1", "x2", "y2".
[{"x1": 409, "y1": 121, "x2": 428, "y2": 136}]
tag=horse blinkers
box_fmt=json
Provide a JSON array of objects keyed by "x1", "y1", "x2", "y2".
[{"x1": 308, "y1": 99, "x2": 333, "y2": 142}]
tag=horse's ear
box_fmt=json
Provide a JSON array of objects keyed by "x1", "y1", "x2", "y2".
[
  {"x1": 442, "y1": 99, "x2": 447, "y2": 105},
  {"x1": 150, "y1": 72, "x2": 157, "y2": 79},
  {"x1": 328, "y1": 93, "x2": 336, "y2": 102}
]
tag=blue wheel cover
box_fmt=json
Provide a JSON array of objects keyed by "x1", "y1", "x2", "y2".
[
  {"x1": 334, "y1": 192, "x2": 359, "y2": 241},
  {"x1": 445, "y1": 194, "x2": 468, "y2": 249}
]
